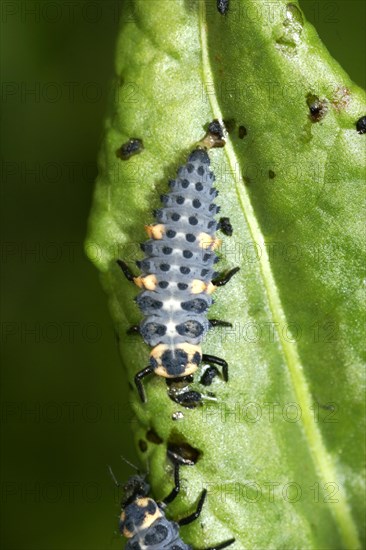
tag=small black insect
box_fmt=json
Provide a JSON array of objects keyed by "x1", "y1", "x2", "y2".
[
  {"x1": 200, "y1": 120, "x2": 227, "y2": 150},
  {"x1": 111, "y1": 463, "x2": 235, "y2": 550},
  {"x1": 217, "y1": 0, "x2": 229, "y2": 15},
  {"x1": 208, "y1": 120, "x2": 225, "y2": 140},
  {"x1": 356, "y1": 115, "x2": 366, "y2": 135},
  {"x1": 117, "y1": 146, "x2": 239, "y2": 405},
  {"x1": 116, "y1": 138, "x2": 144, "y2": 160}
]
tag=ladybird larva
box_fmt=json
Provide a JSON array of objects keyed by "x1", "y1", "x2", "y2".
[
  {"x1": 118, "y1": 147, "x2": 239, "y2": 405},
  {"x1": 111, "y1": 462, "x2": 235, "y2": 550}
]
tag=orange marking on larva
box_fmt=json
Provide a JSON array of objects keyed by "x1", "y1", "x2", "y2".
[
  {"x1": 122, "y1": 498, "x2": 162, "y2": 538},
  {"x1": 145, "y1": 224, "x2": 165, "y2": 239},
  {"x1": 120, "y1": 511, "x2": 132, "y2": 538},
  {"x1": 150, "y1": 344, "x2": 168, "y2": 360},
  {"x1": 122, "y1": 530, "x2": 133, "y2": 539},
  {"x1": 212, "y1": 237, "x2": 222, "y2": 250},
  {"x1": 178, "y1": 342, "x2": 202, "y2": 356},
  {"x1": 197, "y1": 233, "x2": 221, "y2": 250},
  {"x1": 206, "y1": 282, "x2": 217, "y2": 294},
  {"x1": 137, "y1": 497, "x2": 150, "y2": 507},
  {"x1": 138, "y1": 498, "x2": 163, "y2": 525},
  {"x1": 155, "y1": 364, "x2": 198, "y2": 378},
  {"x1": 191, "y1": 279, "x2": 206, "y2": 294},
  {"x1": 122, "y1": 526, "x2": 133, "y2": 539},
  {"x1": 133, "y1": 276, "x2": 144, "y2": 288},
  {"x1": 197, "y1": 232, "x2": 214, "y2": 249},
  {"x1": 150, "y1": 343, "x2": 202, "y2": 378},
  {"x1": 143, "y1": 505, "x2": 163, "y2": 527},
  {"x1": 134, "y1": 274, "x2": 157, "y2": 290}
]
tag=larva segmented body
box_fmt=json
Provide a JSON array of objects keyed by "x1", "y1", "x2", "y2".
[
  {"x1": 138, "y1": 150, "x2": 219, "y2": 367},
  {"x1": 118, "y1": 148, "x2": 239, "y2": 404}
]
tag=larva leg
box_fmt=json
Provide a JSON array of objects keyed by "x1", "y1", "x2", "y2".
[
  {"x1": 202, "y1": 354, "x2": 229, "y2": 382},
  {"x1": 178, "y1": 489, "x2": 207, "y2": 526},
  {"x1": 197, "y1": 538, "x2": 236, "y2": 550},
  {"x1": 212, "y1": 266, "x2": 240, "y2": 287},
  {"x1": 117, "y1": 260, "x2": 157, "y2": 290},
  {"x1": 134, "y1": 366, "x2": 154, "y2": 403},
  {"x1": 116, "y1": 259, "x2": 136, "y2": 282},
  {"x1": 209, "y1": 319, "x2": 232, "y2": 328},
  {"x1": 162, "y1": 462, "x2": 180, "y2": 504}
]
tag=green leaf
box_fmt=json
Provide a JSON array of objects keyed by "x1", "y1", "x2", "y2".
[{"x1": 85, "y1": 0, "x2": 365, "y2": 547}]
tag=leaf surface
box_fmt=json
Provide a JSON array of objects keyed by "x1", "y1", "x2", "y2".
[{"x1": 86, "y1": 0, "x2": 366, "y2": 547}]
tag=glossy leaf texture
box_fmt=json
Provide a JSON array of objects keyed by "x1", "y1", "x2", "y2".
[{"x1": 86, "y1": 0, "x2": 365, "y2": 547}]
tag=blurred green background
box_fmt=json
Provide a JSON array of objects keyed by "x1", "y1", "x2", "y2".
[{"x1": 1, "y1": 1, "x2": 364, "y2": 549}]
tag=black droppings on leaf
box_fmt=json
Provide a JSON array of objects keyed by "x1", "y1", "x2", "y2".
[
  {"x1": 116, "y1": 138, "x2": 144, "y2": 160},
  {"x1": 217, "y1": 0, "x2": 229, "y2": 15},
  {"x1": 269, "y1": 170, "x2": 276, "y2": 179},
  {"x1": 238, "y1": 125, "x2": 247, "y2": 139},
  {"x1": 306, "y1": 94, "x2": 328, "y2": 122},
  {"x1": 355, "y1": 115, "x2": 366, "y2": 134}
]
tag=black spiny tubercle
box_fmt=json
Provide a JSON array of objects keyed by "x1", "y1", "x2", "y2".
[{"x1": 118, "y1": 141, "x2": 239, "y2": 406}]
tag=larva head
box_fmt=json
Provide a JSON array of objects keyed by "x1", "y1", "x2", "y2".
[
  {"x1": 119, "y1": 476, "x2": 162, "y2": 538},
  {"x1": 121, "y1": 475, "x2": 149, "y2": 507},
  {"x1": 150, "y1": 344, "x2": 202, "y2": 378}
]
